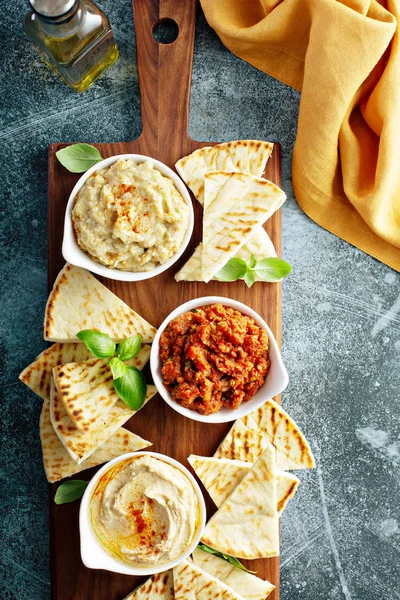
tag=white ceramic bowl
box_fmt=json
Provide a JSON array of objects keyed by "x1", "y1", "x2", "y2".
[
  {"x1": 150, "y1": 296, "x2": 289, "y2": 423},
  {"x1": 62, "y1": 154, "x2": 194, "y2": 282},
  {"x1": 79, "y1": 451, "x2": 206, "y2": 575}
]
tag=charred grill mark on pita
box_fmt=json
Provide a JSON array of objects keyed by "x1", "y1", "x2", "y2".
[
  {"x1": 39, "y1": 369, "x2": 48, "y2": 395},
  {"x1": 270, "y1": 405, "x2": 277, "y2": 438},
  {"x1": 250, "y1": 206, "x2": 269, "y2": 213},
  {"x1": 232, "y1": 227, "x2": 252, "y2": 234},
  {"x1": 215, "y1": 241, "x2": 241, "y2": 251},
  {"x1": 243, "y1": 433, "x2": 251, "y2": 459},
  {"x1": 277, "y1": 481, "x2": 297, "y2": 513}
]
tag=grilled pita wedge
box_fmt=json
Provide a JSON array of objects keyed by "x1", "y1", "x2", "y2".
[
  {"x1": 215, "y1": 399, "x2": 315, "y2": 470},
  {"x1": 40, "y1": 398, "x2": 151, "y2": 483},
  {"x1": 225, "y1": 140, "x2": 273, "y2": 176},
  {"x1": 44, "y1": 264, "x2": 157, "y2": 343},
  {"x1": 50, "y1": 380, "x2": 156, "y2": 463},
  {"x1": 175, "y1": 226, "x2": 277, "y2": 282},
  {"x1": 173, "y1": 560, "x2": 245, "y2": 600},
  {"x1": 175, "y1": 140, "x2": 273, "y2": 205},
  {"x1": 201, "y1": 444, "x2": 280, "y2": 559},
  {"x1": 201, "y1": 172, "x2": 285, "y2": 282},
  {"x1": 276, "y1": 471, "x2": 300, "y2": 515},
  {"x1": 52, "y1": 345, "x2": 150, "y2": 432},
  {"x1": 192, "y1": 548, "x2": 274, "y2": 600},
  {"x1": 123, "y1": 570, "x2": 174, "y2": 600},
  {"x1": 19, "y1": 342, "x2": 93, "y2": 401},
  {"x1": 188, "y1": 455, "x2": 299, "y2": 516},
  {"x1": 174, "y1": 243, "x2": 203, "y2": 282},
  {"x1": 176, "y1": 146, "x2": 236, "y2": 205}
]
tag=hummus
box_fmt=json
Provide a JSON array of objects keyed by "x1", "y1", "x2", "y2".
[
  {"x1": 72, "y1": 159, "x2": 190, "y2": 271},
  {"x1": 90, "y1": 455, "x2": 200, "y2": 566}
]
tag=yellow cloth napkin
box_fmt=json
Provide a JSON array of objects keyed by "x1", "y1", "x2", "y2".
[{"x1": 200, "y1": 0, "x2": 400, "y2": 271}]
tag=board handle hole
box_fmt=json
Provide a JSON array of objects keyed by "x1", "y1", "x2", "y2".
[{"x1": 152, "y1": 18, "x2": 179, "y2": 44}]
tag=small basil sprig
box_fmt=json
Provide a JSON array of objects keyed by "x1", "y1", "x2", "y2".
[
  {"x1": 77, "y1": 330, "x2": 116, "y2": 358},
  {"x1": 56, "y1": 143, "x2": 103, "y2": 173},
  {"x1": 109, "y1": 356, "x2": 128, "y2": 379},
  {"x1": 77, "y1": 330, "x2": 147, "y2": 410},
  {"x1": 197, "y1": 543, "x2": 255, "y2": 574},
  {"x1": 54, "y1": 480, "x2": 89, "y2": 504},
  {"x1": 113, "y1": 366, "x2": 147, "y2": 411},
  {"x1": 116, "y1": 336, "x2": 142, "y2": 361},
  {"x1": 216, "y1": 255, "x2": 291, "y2": 287}
]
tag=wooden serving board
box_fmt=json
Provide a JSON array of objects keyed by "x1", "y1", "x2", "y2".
[{"x1": 47, "y1": 0, "x2": 282, "y2": 598}]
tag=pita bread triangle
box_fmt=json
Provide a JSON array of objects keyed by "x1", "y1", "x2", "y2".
[
  {"x1": 40, "y1": 398, "x2": 151, "y2": 483},
  {"x1": 175, "y1": 140, "x2": 273, "y2": 205},
  {"x1": 276, "y1": 471, "x2": 300, "y2": 515},
  {"x1": 19, "y1": 342, "x2": 93, "y2": 401},
  {"x1": 201, "y1": 444, "x2": 280, "y2": 559},
  {"x1": 234, "y1": 225, "x2": 277, "y2": 264},
  {"x1": 175, "y1": 226, "x2": 277, "y2": 282},
  {"x1": 122, "y1": 570, "x2": 174, "y2": 600},
  {"x1": 214, "y1": 398, "x2": 316, "y2": 470},
  {"x1": 52, "y1": 345, "x2": 151, "y2": 432},
  {"x1": 224, "y1": 140, "x2": 273, "y2": 177},
  {"x1": 44, "y1": 264, "x2": 157, "y2": 343},
  {"x1": 176, "y1": 146, "x2": 236, "y2": 205},
  {"x1": 50, "y1": 380, "x2": 156, "y2": 463},
  {"x1": 174, "y1": 242, "x2": 203, "y2": 282},
  {"x1": 188, "y1": 455, "x2": 299, "y2": 516},
  {"x1": 201, "y1": 172, "x2": 286, "y2": 282},
  {"x1": 173, "y1": 559, "x2": 245, "y2": 600},
  {"x1": 188, "y1": 456, "x2": 250, "y2": 508},
  {"x1": 192, "y1": 548, "x2": 275, "y2": 600}
]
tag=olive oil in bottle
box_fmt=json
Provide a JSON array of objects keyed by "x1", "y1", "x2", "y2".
[{"x1": 24, "y1": 0, "x2": 119, "y2": 92}]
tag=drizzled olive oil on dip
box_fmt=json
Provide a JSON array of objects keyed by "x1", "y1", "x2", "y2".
[{"x1": 89, "y1": 454, "x2": 200, "y2": 567}]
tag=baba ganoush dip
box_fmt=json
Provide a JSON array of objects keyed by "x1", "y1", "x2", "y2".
[
  {"x1": 90, "y1": 454, "x2": 200, "y2": 567},
  {"x1": 72, "y1": 159, "x2": 190, "y2": 271}
]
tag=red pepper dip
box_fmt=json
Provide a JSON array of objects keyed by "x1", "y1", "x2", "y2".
[{"x1": 159, "y1": 304, "x2": 270, "y2": 415}]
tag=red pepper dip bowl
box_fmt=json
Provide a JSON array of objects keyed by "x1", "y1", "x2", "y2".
[{"x1": 150, "y1": 296, "x2": 288, "y2": 424}]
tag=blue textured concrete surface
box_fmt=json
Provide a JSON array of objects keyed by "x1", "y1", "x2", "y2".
[{"x1": 1, "y1": 2, "x2": 399, "y2": 599}]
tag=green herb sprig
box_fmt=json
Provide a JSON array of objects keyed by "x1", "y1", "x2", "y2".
[
  {"x1": 216, "y1": 255, "x2": 291, "y2": 287},
  {"x1": 56, "y1": 143, "x2": 103, "y2": 173},
  {"x1": 197, "y1": 543, "x2": 256, "y2": 574},
  {"x1": 77, "y1": 330, "x2": 147, "y2": 410},
  {"x1": 54, "y1": 480, "x2": 89, "y2": 504}
]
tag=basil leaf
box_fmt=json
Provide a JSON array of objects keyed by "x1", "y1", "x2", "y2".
[
  {"x1": 224, "y1": 554, "x2": 256, "y2": 573},
  {"x1": 254, "y1": 257, "x2": 292, "y2": 282},
  {"x1": 243, "y1": 269, "x2": 256, "y2": 288},
  {"x1": 109, "y1": 357, "x2": 128, "y2": 380},
  {"x1": 56, "y1": 143, "x2": 103, "y2": 173},
  {"x1": 197, "y1": 543, "x2": 220, "y2": 556},
  {"x1": 216, "y1": 258, "x2": 247, "y2": 282},
  {"x1": 247, "y1": 254, "x2": 257, "y2": 269},
  {"x1": 196, "y1": 544, "x2": 255, "y2": 574},
  {"x1": 77, "y1": 330, "x2": 116, "y2": 358},
  {"x1": 54, "y1": 480, "x2": 88, "y2": 504},
  {"x1": 117, "y1": 335, "x2": 142, "y2": 361},
  {"x1": 113, "y1": 366, "x2": 147, "y2": 410}
]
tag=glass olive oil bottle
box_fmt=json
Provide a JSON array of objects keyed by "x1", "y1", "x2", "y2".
[{"x1": 24, "y1": 0, "x2": 119, "y2": 92}]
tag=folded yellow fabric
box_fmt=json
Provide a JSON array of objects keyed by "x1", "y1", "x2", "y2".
[{"x1": 200, "y1": 0, "x2": 400, "y2": 271}]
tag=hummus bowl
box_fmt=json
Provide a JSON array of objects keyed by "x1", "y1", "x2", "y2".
[
  {"x1": 62, "y1": 154, "x2": 194, "y2": 282},
  {"x1": 79, "y1": 451, "x2": 206, "y2": 575},
  {"x1": 150, "y1": 296, "x2": 289, "y2": 424}
]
